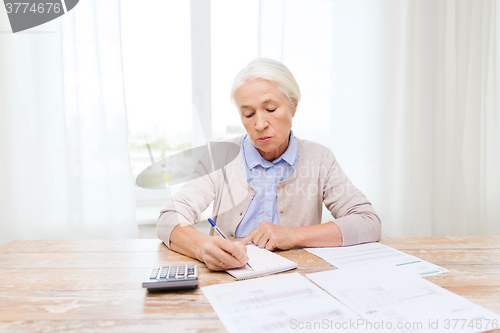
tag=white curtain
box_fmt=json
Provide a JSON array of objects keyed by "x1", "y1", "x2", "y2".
[
  {"x1": 376, "y1": 0, "x2": 500, "y2": 237},
  {"x1": 0, "y1": 0, "x2": 138, "y2": 245},
  {"x1": 259, "y1": 0, "x2": 499, "y2": 236}
]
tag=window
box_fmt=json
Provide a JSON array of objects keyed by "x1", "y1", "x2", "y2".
[
  {"x1": 121, "y1": 1, "x2": 259, "y2": 227},
  {"x1": 121, "y1": 0, "x2": 192, "y2": 226},
  {"x1": 211, "y1": 0, "x2": 259, "y2": 141}
]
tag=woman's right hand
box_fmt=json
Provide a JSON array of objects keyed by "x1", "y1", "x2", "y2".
[
  {"x1": 198, "y1": 236, "x2": 249, "y2": 271},
  {"x1": 169, "y1": 223, "x2": 248, "y2": 271}
]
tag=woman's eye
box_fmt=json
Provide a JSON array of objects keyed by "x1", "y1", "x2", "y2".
[
  {"x1": 245, "y1": 113, "x2": 254, "y2": 118},
  {"x1": 267, "y1": 109, "x2": 276, "y2": 112}
]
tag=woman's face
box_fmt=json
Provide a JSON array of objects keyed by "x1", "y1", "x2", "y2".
[{"x1": 235, "y1": 79, "x2": 297, "y2": 162}]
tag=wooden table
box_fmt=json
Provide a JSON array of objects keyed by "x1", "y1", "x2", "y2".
[{"x1": 0, "y1": 237, "x2": 499, "y2": 332}]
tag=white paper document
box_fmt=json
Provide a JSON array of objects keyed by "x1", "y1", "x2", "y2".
[
  {"x1": 226, "y1": 244, "x2": 298, "y2": 280},
  {"x1": 307, "y1": 267, "x2": 500, "y2": 333},
  {"x1": 202, "y1": 272, "x2": 360, "y2": 333},
  {"x1": 306, "y1": 242, "x2": 448, "y2": 277}
]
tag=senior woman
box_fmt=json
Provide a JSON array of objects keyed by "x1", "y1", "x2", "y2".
[{"x1": 157, "y1": 58, "x2": 381, "y2": 271}]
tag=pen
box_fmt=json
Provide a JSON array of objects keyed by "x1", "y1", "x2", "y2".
[{"x1": 208, "y1": 218, "x2": 253, "y2": 270}]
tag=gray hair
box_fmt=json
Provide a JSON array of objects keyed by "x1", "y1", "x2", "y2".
[{"x1": 230, "y1": 58, "x2": 301, "y2": 107}]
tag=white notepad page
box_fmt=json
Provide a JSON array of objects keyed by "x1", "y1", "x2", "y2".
[{"x1": 225, "y1": 244, "x2": 298, "y2": 280}]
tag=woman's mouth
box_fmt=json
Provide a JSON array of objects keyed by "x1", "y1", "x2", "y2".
[{"x1": 258, "y1": 136, "x2": 272, "y2": 142}]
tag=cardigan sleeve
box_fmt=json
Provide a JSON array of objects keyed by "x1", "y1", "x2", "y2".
[
  {"x1": 157, "y1": 155, "x2": 216, "y2": 250},
  {"x1": 322, "y1": 150, "x2": 381, "y2": 246}
]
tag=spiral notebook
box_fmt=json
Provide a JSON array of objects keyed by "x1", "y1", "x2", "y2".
[{"x1": 226, "y1": 244, "x2": 298, "y2": 280}]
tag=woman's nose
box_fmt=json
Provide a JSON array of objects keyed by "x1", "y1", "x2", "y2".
[{"x1": 254, "y1": 112, "x2": 268, "y2": 131}]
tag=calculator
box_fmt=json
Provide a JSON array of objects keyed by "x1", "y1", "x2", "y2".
[{"x1": 142, "y1": 265, "x2": 198, "y2": 291}]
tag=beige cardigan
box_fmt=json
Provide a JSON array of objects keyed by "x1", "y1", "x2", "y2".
[{"x1": 157, "y1": 135, "x2": 381, "y2": 249}]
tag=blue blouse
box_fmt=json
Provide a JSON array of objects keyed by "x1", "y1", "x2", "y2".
[{"x1": 235, "y1": 131, "x2": 299, "y2": 238}]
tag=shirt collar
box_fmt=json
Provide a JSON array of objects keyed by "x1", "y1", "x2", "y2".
[{"x1": 242, "y1": 130, "x2": 298, "y2": 169}]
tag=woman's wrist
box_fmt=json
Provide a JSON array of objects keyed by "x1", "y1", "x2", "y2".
[
  {"x1": 170, "y1": 223, "x2": 210, "y2": 262},
  {"x1": 290, "y1": 227, "x2": 301, "y2": 248},
  {"x1": 289, "y1": 222, "x2": 343, "y2": 248},
  {"x1": 195, "y1": 236, "x2": 211, "y2": 263}
]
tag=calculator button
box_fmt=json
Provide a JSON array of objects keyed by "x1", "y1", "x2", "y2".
[
  {"x1": 150, "y1": 269, "x2": 159, "y2": 279},
  {"x1": 143, "y1": 264, "x2": 198, "y2": 290}
]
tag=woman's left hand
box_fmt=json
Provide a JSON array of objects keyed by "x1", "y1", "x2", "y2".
[{"x1": 241, "y1": 222, "x2": 297, "y2": 251}]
